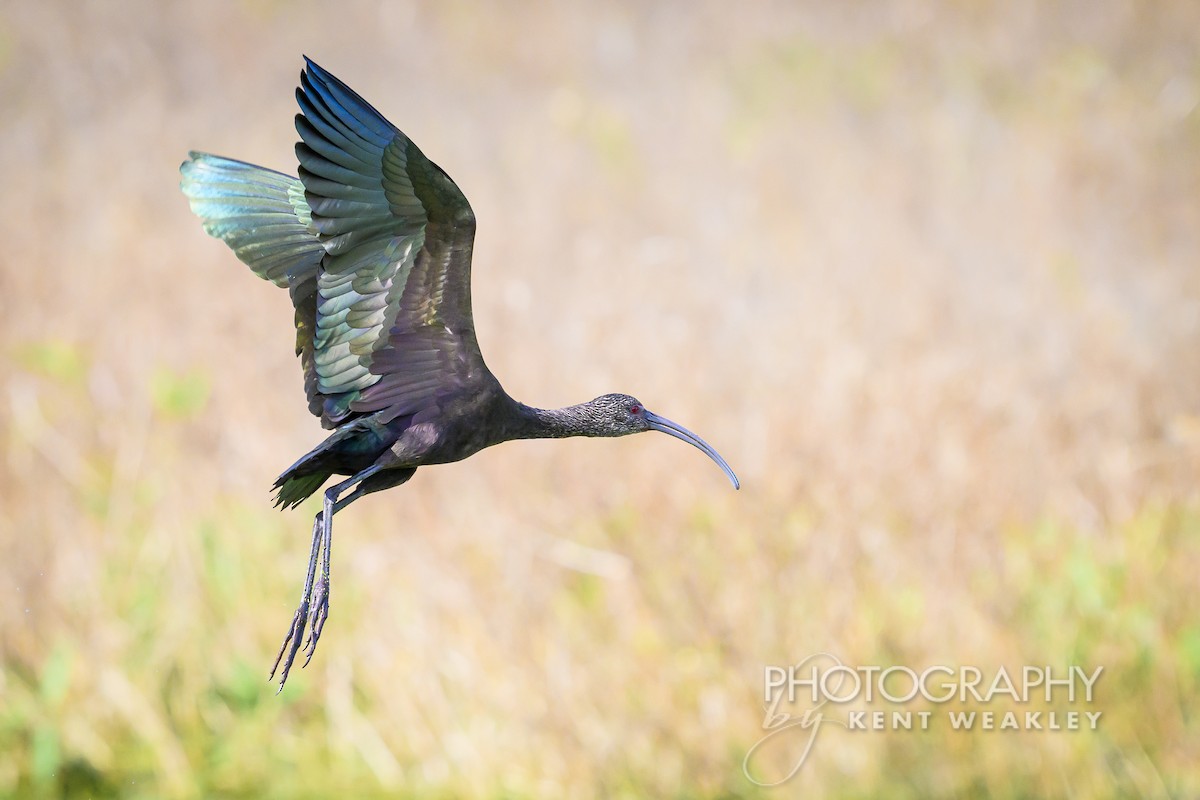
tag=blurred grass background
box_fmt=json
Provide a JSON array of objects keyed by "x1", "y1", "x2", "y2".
[{"x1": 2, "y1": 0, "x2": 1199, "y2": 797}]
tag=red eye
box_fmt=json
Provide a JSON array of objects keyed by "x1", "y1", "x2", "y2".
[{"x1": 630, "y1": 405, "x2": 641, "y2": 414}]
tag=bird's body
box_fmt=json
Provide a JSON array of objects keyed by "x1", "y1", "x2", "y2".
[{"x1": 181, "y1": 58, "x2": 738, "y2": 691}]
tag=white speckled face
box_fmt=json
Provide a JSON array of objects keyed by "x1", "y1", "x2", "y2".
[{"x1": 593, "y1": 393, "x2": 648, "y2": 428}]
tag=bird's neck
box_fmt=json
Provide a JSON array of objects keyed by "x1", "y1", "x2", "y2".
[{"x1": 509, "y1": 400, "x2": 595, "y2": 440}]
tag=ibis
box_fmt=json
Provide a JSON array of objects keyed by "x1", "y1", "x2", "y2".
[{"x1": 180, "y1": 58, "x2": 738, "y2": 691}]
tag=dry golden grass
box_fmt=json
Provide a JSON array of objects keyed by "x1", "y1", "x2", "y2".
[{"x1": 2, "y1": 1, "x2": 1198, "y2": 797}]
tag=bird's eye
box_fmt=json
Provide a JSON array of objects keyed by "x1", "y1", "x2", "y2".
[{"x1": 630, "y1": 404, "x2": 641, "y2": 415}]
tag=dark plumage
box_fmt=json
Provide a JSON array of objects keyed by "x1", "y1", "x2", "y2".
[{"x1": 180, "y1": 58, "x2": 738, "y2": 692}]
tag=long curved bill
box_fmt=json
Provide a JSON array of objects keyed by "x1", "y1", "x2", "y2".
[{"x1": 644, "y1": 410, "x2": 740, "y2": 490}]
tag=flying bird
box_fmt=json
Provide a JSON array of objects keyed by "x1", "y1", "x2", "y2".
[{"x1": 180, "y1": 58, "x2": 738, "y2": 692}]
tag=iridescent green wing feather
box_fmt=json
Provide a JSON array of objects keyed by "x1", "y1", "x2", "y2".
[
  {"x1": 180, "y1": 153, "x2": 321, "y2": 285},
  {"x1": 179, "y1": 153, "x2": 326, "y2": 419}
]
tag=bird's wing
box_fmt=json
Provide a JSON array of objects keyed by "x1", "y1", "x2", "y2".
[
  {"x1": 179, "y1": 154, "x2": 322, "y2": 287},
  {"x1": 295, "y1": 58, "x2": 490, "y2": 426},
  {"x1": 179, "y1": 153, "x2": 326, "y2": 419}
]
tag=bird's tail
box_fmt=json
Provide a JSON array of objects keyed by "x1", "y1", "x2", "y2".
[
  {"x1": 273, "y1": 469, "x2": 332, "y2": 510},
  {"x1": 270, "y1": 417, "x2": 396, "y2": 509},
  {"x1": 271, "y1": 431, "x2": 340, "y2": 510}
]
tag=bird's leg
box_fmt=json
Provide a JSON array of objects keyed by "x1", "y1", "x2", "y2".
[
  {"x1": 303, "y1": 466, "x2": 384, "y2": 668},
  {"x1": 298, "y1": 466, "x2": 421, "y2": 666},
  {"x1": 303, "y1": 466, "x2": 417, "y2": 660},
  {"x1": 269, "y1": 513, "x2": 323, "y2": 690},
  {"x1": 269, "y1": 465, "x2": 382, "y2": 692},
  {"x1": 301, "y1": 482, "x2": 339, "y2": 664}
]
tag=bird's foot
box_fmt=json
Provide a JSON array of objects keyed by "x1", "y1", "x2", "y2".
[
  {"x1": 269, "y1": 597, "x2": 310, "y2": 693},
  {"x1": 302, "y1": 573, "x2": 330, "y2": 667}
]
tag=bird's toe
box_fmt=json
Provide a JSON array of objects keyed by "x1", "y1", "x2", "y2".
[
  {"x1": 269, "y1": 600, "x2": 309, "y2": 693},
  {"x1": 302, "y1": 576, "x2": 330, "y2": 668}
]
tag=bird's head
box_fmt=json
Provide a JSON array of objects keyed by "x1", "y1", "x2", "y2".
[{"x1": 583, "y1": 393, "x2": 740, "y2": 489}]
